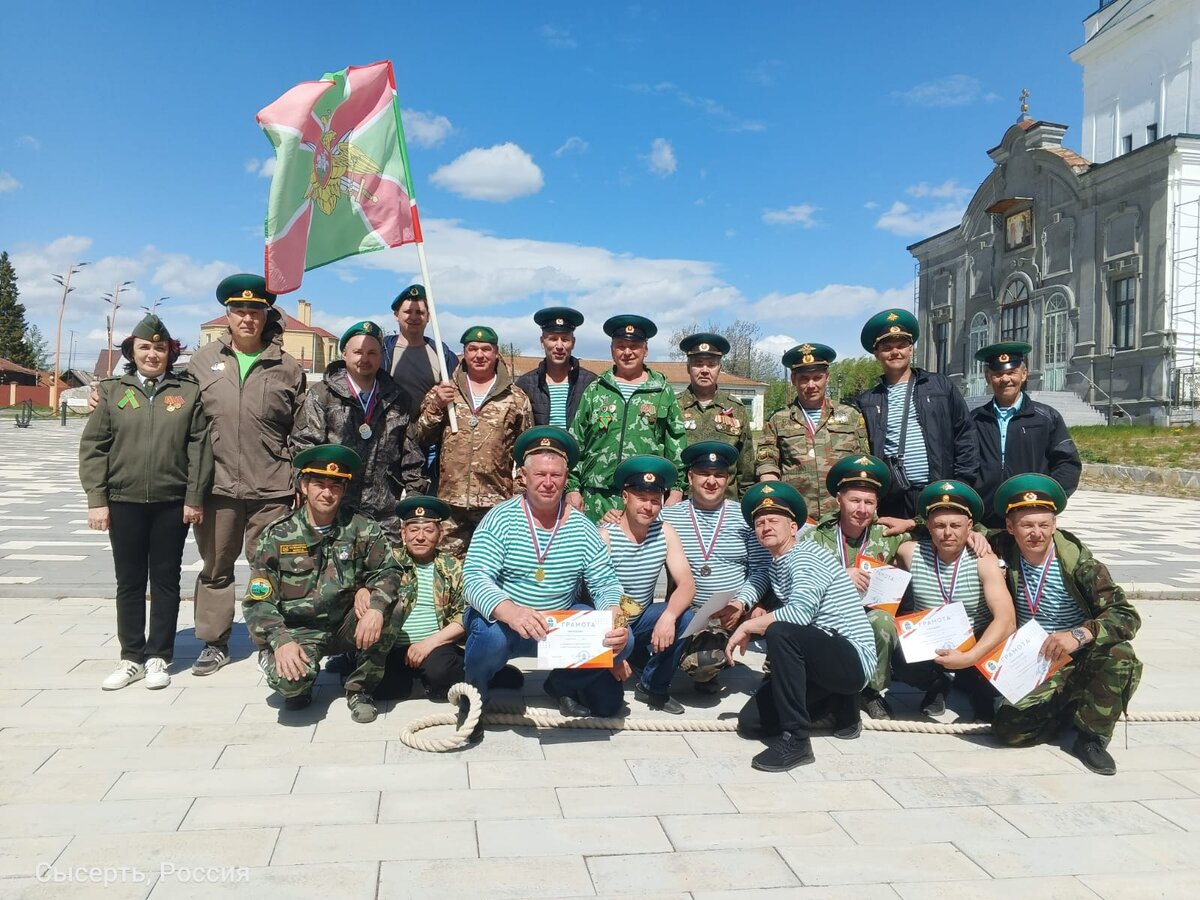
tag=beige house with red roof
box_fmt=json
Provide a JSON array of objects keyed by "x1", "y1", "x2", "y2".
[{"x1": 199, "y1": 299, "x2": 338, "y2": 374}]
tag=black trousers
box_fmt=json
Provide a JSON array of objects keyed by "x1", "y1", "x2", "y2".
[
  {"x1": 738, "y1": 622, "x2": 866, "y2": 738},
  {"x1": 108, "y1": 500, "x2": 189, "y2": 663},
  {"x1": 375, "y1": 642, "x2": 464, "y2": 701}
]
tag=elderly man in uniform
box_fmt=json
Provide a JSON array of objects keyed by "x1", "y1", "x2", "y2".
[
  {"x1": 988, "y1": 474, "x2": 1142, "y2": 775},
  {"x1": 415, "y1": 325, "x2": 533, "y2": 557},
  {"x1": 758, "y1": 343, "x2": 868, "y2": 521},
  {"x1": 855, "y1": 308, "x2": 978, "y2": 525},
  {"x1": 675, "y1": 333, "x2": 755, "y2": 498},
  {"x1": 726, "y1": 482, "x2": 876, "y2": 771},
  {"x1": 243, "y1": 445, "x2": 409, "y2": 724},
  {"x1": 970, "y1": 342, "x2": 1081, "y2": 528},
  {"x1": 462, "y1": 427, "x2": 633, "y2": 742},
  {"x1": 515, "y1": 307, "x2": 596, "y2": 428},
  {"x1": 568, "y1": 315, "x2": 687, "y2": 521}
]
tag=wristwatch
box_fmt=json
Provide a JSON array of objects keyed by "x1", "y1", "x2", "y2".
[{"x1": 1070, "y1": 627, "x2": 1089, "y2": 649}]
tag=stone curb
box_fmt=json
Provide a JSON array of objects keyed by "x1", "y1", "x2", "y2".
[{"x1": 1083, "y1": 462, "x2": 1200, "y2": 490}]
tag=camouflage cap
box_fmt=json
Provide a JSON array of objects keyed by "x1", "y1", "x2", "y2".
[
  {"x1": 217, "y1": 273, "x2": 276, "y2": 308},
  {"x1": 860, "y1": 308, "x2": 919, "y2": 352},
  {"x1": 339, "y1": 320, "x2": 385, "y2": 352},
  {"x1": 994, "y1": 473, "x2": 1068, "y2": 518},
  {"x1": 918, "y1": 480, "x2": 985, "y2": 521},
  {"x1": 741, "y1": 481, "x2": 807, "y2": 524},
  {"x1": 613, "y1": 454, "x2": 677, "y2": 494}
]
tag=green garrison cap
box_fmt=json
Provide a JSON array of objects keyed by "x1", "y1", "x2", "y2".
[
  {"x1": 918, "y1": 480, "x2": 985, "y2": 521},
  {"x1": 679, "y1": 333, "x2": 731, "y2": 357},
  {"x1": 976, "y1": 341, "x2": 1033, "y2": 372},
  {"x1": 993, "y1": 473, "x2": 1068, "y2": 518},
  {"x1": 293, "y1": 444, "x2": 361, "y2": 480},
  {"x1": 461, "y1": 325, "x2": 499, "y2": 346},
  {"x1": 741, "y1": 482, "x2": 807, "y2": 524},
  {"x1": 860, "y1": 308, "x2": 919, "y2": 352},
  {"x1": 391, "y1": 283, "x2": 427, "y2": 312},
  {"x1": 121, "y1": 314, "x2": 174, "y2": 360},
  {"x1": 613, "y1": 455, "x2": 677, "y2": 493},
  {"x1": 603, "y1": 314, "x2": 657, "y2": 341},
  {"x1": 826, "y1": 454, "x2": 891, "y2": 497},
  {"x1": 682, "y1": 440, "x2": 739, "y2": 471},
  {"x1": 514, "y1": 426, "x2": 580, "y2": 469},
  {"x1": 534, "y1": 307, "x2": 584, "y2": 333},
  {"x1": 782, "y1": 342, "x2": 836, "y2": 371},
  {"x1": 339, "y1": 320, "x2": 385, "y2": 352},
  {"x1": 216, "y1": 273, "x2": 276, "y2": 308},
  {"x1": 396, "y1": 495, "x2": 451, "y2": 522}
]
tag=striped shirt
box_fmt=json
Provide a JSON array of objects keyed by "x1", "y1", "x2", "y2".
[
  {"x1": 884, "y1": 380, "x2": 930, "y2": 484},
  {"x1": 993, "y1": 393, "x2": 1024, "y2": 460},
  {"x1": 397, "y1": 562, "x2": 440, "y2": 645},
  {"x1": 601, "y1": 519, "x2": 667, "y2": 613},
  {"x1": 615, "y1": 380, "x2": 639, "y2": 401},
  {"x1": 464, "y1": 496, "x2": 624, "y2": 620},
  {"x1": 909, "y1": 540, "x2": 990, "y2": 628},
  {"x1": 547, "y1": 383, "x2": 570, "y2": 427},
  {"x1": 1016, "y1": 553, "x2": 1086, "y2": 632},
  {"x1": 660, "y1": 500, "x2": 771, "y2": 608},
  {"x1": 770, "y1": 542, "x2": 876, "y2": 681}
]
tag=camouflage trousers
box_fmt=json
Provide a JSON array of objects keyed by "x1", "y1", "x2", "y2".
[
  {"x1": 264, "y1": 609, "x2": 401, "y2": 698},
  {"x1": 993, "y1": 641, "x2": 1142, "y2": 746},
  {"x1": 439, "y1": 504, "x2": 489, "y2": 560},
  {"x1": 865, "y1": 608, "x2": 899, "y2": 694}
]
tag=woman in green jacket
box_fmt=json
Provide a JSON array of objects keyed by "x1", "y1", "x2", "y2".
[{"x1": 79, "y1": 314, "x2": 213, "y2": 691}]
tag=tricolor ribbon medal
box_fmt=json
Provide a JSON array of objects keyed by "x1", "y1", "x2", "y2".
[
  {"x1": 934, "y1": 549, "x2": 962, "y2": 606},
  {"x1": 117, "y1": 388, "x2": 140, "y2": 410},
  {"x1": 523, "y1": 496, "x2": 565, "y2": 582},
  {"x1": 689, "y1": 502, "x2": 726, "y2": 578},
  {"x1": 1021, "y1": 545, "x2": 1057, "y2": 617}
]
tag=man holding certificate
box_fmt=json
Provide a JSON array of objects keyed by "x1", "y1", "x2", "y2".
[
  {"x1": 726, "y1": 483, "x2": 876, "y2": 772},
  {"x1": 462, "y1": 427, "x2": 632, "y2": 743},
  {"x1": 988, "y1": 475, "x2": 1143, "y2": 775}
]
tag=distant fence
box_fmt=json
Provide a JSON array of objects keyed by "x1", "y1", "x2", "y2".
[{"x1": 0, "y1": 384, "x2": 51, "y2": 408}]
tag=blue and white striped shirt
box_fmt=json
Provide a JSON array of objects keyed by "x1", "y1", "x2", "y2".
[
  {"x1": 1016, "y1": 553, "x2": 1086, "y2": 632},
  {"x1": 909, "y1": 541, "x2": 990, "y2": 629},
  {"x1": 547, "y1": 383, "x2": 570, "y2": 428},
  {"x1": 884, "y1": 380, "x2": 930, "y2": 485},
  {"x1": 464, "y1": 497, "x2": 624, "y2": 620},
  {"x1": 660, "y1": 500, "x2": 771, "y2": 609},
  {"x1": 601, "y1": 519, "x2": 667, "y2": 611}
]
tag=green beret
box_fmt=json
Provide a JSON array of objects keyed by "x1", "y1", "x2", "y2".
[
  {"x1": 339, "y1": 320, "x2": 385, "y2": 352},
  {"x1": 860, "y1": 308, "x2": 919, "y2": 352},
  {"x1": 121, "y1": 314, "x2": 174, "y2": 360},
  {"x1": 826, "y1": 454, "x2": 891, "y2": 497},
  {"x1": 534, "y1": 307, "x2": 584, "y2": 332},
  {"x1": 293, "y1": 444, "x2": 361, "y2": 480},
  {"x1": 741, "y1": 482, "x2": 807, "y2": 524},
  {"x1": 993, "y1": 473, "x2": 1068, "y2": 518},
  {"x1": 682, "y1": 440, "x2": 739, "y2": 471},
  {"x1": 679, "y1": 333, "x2": 730, "y2": 356},
  {"x1": 391, "y1": 283, "x2": 426, "y2": 312},
  {"x1": 613, "y1": 455, "x2": 677, "y2": 493},
  {"x1": 217, "y1": 273, "x2": 276, "y2": 308},
  {"x1": 396, "y1": 495, "x2": 451, "y2": 522},
  {"x1": 975, "y1": 341, "x2": 1033, "y2": 372},
  {"x1": 461, "y1": 325, "x2": 499, "y2": 346},
  {"x1": 514, "y1": 426, "x2": 580, "y2": 469},
  {"x1": 782, "y1": 342, "x2": 836, "y2": 371},
  {"x1": 918, "y1": 480, "x2": 985, "y2": 521},
  {"x1": 603, "y1": 314, "x2": 657, "y2": 341}
]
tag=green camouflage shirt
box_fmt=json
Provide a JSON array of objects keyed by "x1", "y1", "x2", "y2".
[
  {"x1": 677, "y1": 386, "x2": 756, "y2": 498},
  {"x1": 756, "y1": 398, "x2": 869, "y2": 520},
  {"x1": 805, "y1": 510, "x2": 910, "y2": 567},
  {"x1": 243, "y1": 506, "x2": 410, "y2": 650}
]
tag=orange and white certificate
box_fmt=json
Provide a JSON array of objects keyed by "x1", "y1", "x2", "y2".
[
  {"x1": 895, "y1": 602, "x2": 976, "y2": 663},
  {"x1": 974, "y1": 619, "x2": 1067, "y2": 703},
  {"x1": 859, "y1": 563, "x2": 910, "y2": 617},
  {"x1": 536, "y1": 610, "x2": 614, "y2": 669}
]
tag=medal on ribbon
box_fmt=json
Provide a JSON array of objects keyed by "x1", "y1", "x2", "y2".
[
  {"x1": 689, "y1": 502, "x2": 726, "y2": 579},
  {"x1": 523, "y1": 496, "x2": 565, "y2": 583},
  {"x1": 1020, "y1": 545, "x2": 1057, "y2": 617},
  {"x1": 934, "y1": 548, "x2": 962, "y2": 606},
  {"x1": 352, "y1": 378, "x2": 378, "y2": 440}
]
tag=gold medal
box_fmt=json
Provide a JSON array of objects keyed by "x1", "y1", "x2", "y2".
[{"x1": 535, "y1": 567, "x2": 545, "y2": 582}]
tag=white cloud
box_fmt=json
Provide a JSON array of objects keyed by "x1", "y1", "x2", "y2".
[
  {"x1": 893, "y1": 74, "x2": 998, "y2": 108},
  {"x1": 757, "y1": 333, "x2": 799, "y2": 364},
  {"x1": 875, "y1": 201, "x2": 965, "y2": 238},
  {"x1": 0, "y1": 172, "x2": 20, "y2": 193},
  {"x1": 628, "y1": 82, "x2": 765, "y2": 133},
  {"x1": 751, "y1": 282, "x2": 915, "y2": 328},
  {"x1": 645, "y1": 138, "x2": 677, "y2": 177},
  {"x1": 554, "y1": 136, "x2": 589, "y2": 157},
  {"x1": 863, "y1": 201, "x2": 879, "y2": 210},
  {"x1": 540, "y1": 24, "x2": 577, "y2": 49},
  {"x1": 906, "y1": 179, "x2": 970, "y2": 201},
  {"x1": 430, "y1": 143, "x2": 544, "y2": 202},
  {"x1": 244, "y1": 157, "x2": 275, "y2": 178},
  {"x1": 762, "y1": 204, "x2": 818, "y2": 227},
  {"x1": 402, "y1": 109, "x2": 454, "y2": 148},
  {"x1": 747, "y1": 59, "x2": 784, "y2": 87},
  {"x1": 16, "y1": 135, "x2": 40, "y2": 151}
]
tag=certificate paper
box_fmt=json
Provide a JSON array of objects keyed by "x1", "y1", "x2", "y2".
[
  {"x1": 974, "y1": 619, "x2": 1066, "y2": 703},
  {"x1": 681, "y1": 589, "x2": 738, "y2": 639},
  {"x1": 536, "y1": 610, "x2": 614, "y2": 669},
  {"x1": 859, "y1": 565, "x2": 911, "y2": 617},
  {"x1": 895, "y1": 602, "x2": 976, "y2": 663}
]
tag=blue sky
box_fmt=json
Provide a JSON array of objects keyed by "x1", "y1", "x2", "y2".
[{"x1": 1, "y1": 1, "x2": 1092, "y2": 372}]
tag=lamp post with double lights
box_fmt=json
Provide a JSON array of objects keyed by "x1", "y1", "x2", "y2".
[
  {"x1": 102, "y1": 281, "x2": 134, "y2": 377},
  {"x1": 50, "y1": 262, "x2": 89, "y2": 408}
]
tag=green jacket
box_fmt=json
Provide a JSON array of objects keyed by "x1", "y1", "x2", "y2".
[
  {"x1": 243, "y1": 506, "x2": 411, "y2": 650},
  {"x1": 393, "y1": 548, "x2": 465, "y2": 631},
  {"x1": 79, "y1": 370, "x2": 213, "y2": 508},
  {"x1": 568, "y1": 367, "x2": 687, "y2": 494},
  {"x1": 804, "y1": 510, "x2": 909, "y2": 565},
  {"x1": 677, "y1": 385, "x2": 756, "y2": 498},
  {"x1": 990, "y1": 527, "x2": 1141, "y2": 649}
]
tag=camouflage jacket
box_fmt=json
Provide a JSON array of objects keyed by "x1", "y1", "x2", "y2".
[
  {"x1": 415, "y1": 362, "x2": 533, "y2": 508},
  {"x1": 242, "y1": 506, "x2": 411, "y2": 650},
  {"x1": 568, "y1": 367, "x2": 687, "y2": 495},
  {"x1": 290, "y1": 363, "x2": 427, "y2": 521},
  {"x1": 990, "y1": 527, "x2": 1141, "y2": 649},
  {"x1": 756, "y1": 399, "x2": 869, "y2": 520},
  {"x1": 677, "y1": 386, "x2": 756, "y2": 498},
  {"x1": 804, "y1": 511, "x2": 910, "y2": 567},
  {"x1": 393, "y1": 548, "x2": 466, "y2": 631}
]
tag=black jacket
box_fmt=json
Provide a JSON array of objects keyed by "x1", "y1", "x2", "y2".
[
  {"x1": 515, "y1": 357, "x2": 596, "y2": 427},
  {"x1": 971, "y1": 393, "x2": 1082, "y2": 526},
  {"x1": 854, "y1": 367, "x2": 980, "y2": 490}
]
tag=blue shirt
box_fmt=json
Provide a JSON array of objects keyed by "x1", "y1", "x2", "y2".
[{"x1": 993, "y1": 393, "x2": 1024, "y2": 461}]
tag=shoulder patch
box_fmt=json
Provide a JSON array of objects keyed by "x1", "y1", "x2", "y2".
[
  {"x1": 278, "y1": 543, "x2": 307, "y2": 555},
  {"x1": 246, "y1": 577, "x2": 273, "y2": 601}
]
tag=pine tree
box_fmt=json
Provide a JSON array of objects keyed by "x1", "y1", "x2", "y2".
[{"x1": 0, "y1": 252, "x2": 37, "y2": 369}]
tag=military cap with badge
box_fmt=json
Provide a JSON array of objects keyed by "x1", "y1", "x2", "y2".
[
  {"x1": 390, "y1": 283, "x2": 427, "y2": 312},
  {"x1": 293, "y1": 444, "x2": 362, "y2": 481},
  {"x1": 682, "y1": 440, "x2": 739, "y2": 471},
  {"x1": 782, "y1": 342, "x2": 836, "y2": 371},
  {"x1": 975, "y1": 341, "x2": 1033, "y2": 372},
  {"x1": 216, "y1": 273, "x2": 277, "y2": 308},
  {"x1": 120, "y1": 313, "x2": 174, "y2": 360},
  {"x1": 679, "y1": 333, "x2": 731, "y2": 357},
  {"x1": 860, "y1": 308, "x2": 919, "y2": 352},
  {"x1": 514, "y1": 425, "x2": 580, "y2": 468},
  {"x1": 917, "y1": 480, "x2": 985, "y2": 522},
  {"x1": 613, "y1": 455, "x2": 677, "y2": 494},
  {"x1": 534, "y1": 307, "x2": 584, "y2": 333},
  {"x1": 339, "y1": 320, "x2": 385, "y2": 351},
  {"x1": 460, "y1": 325, "x2": 499, "y2": 346},
  {"x1": 396, "y1": 495, "x2": 451, "y2": 523},
  {"x1": 993, "y1": 473, "x2": 1068, "y2": 519},
  {"x1": 825, "y1": 454, "x2": 891, "y2": 497},
  {"x1": 603, "y1": 314, "x2": 658, "y2": 342},
  {"x1": 741, "y1": 481, "x2": 808, "y2": 524}
]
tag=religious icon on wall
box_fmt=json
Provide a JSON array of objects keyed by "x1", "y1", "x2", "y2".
[{"x1": 1005, "y1": 208, "x2": 1033, "y2": 251}]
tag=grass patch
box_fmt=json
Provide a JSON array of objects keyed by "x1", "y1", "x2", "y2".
[{"x1": 1070, "y1": 424, "x2": 1200, "y2": 470}]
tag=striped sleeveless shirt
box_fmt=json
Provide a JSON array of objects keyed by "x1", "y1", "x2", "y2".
[
  {"x1": 601, "y1": 519, "x2": 667, "y2": 614},
  {"x1": 909, "y1": 540, "x2": 990, "y2": 628},
  {"x1": 1015, "y1": 551, "x2": 1086, "y2": 632}
]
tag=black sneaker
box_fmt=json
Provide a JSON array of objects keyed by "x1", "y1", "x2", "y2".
[
  {"x1": 284, "y1": 690, "x2": 312, "y2": 711},
  {"x1": 347, "y1": 691, "x2": 378, "y2": 724},
  {"x1": 634, "y1": 685, "x2": 685, "y2": 715},
  {"x1": 693, "y1": 677, "x2": 721, "y2": 695},
  {"x1": 543, "y1": 679, "x2": 591, "y2": 717},
  {"x1": 832, "y1": 717, "x2": 862, "y2": 740},
  {"x1": 488, "y1": 665, "x2": 525, "y2": 691},
  {"x1": 921, "y1": 677, "x2": 949, "y2": 717},
  {"x1": 1071, "y1": 733, "x2": 1117, "y2": 775},
  {"x1": 751, "y1": 731, "x2": 815, "y2": 772},
  {"x1": 455, "y1": 695, "x2": 485, "y2": 744},
  {"x1": 860, "y1": 691, "x2": 893, "y2": 721}
]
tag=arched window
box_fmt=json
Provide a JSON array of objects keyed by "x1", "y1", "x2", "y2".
[
  {"x1": 999, "y1": 278, "x2": 1030, "y2": 342},
  {"x1": 1043, "y1": 293, "x2": 1070, "y2": 391},
  {"x1": 967, "y1": 313, "x2": 989, "y2": 396}
]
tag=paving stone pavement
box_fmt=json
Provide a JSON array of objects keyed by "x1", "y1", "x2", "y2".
[{"x1": 0, "y1": 420, "x2": 1199, "y2": 897}]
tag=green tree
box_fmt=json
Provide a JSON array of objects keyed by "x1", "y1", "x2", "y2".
[
  {"x1": 0, "y1": 251, "x2": 37, "y2": 369},
  {"x1": 498, "y1": 340, "x2": 524, "y2": 374},
  {"x1": 827, "y1": 355, "x2": 882, "y2": 402},
  {"x1": 763, "y1": 378, "x2": 792, "y2": 419},
  {"x1": 666, "y1": 319, "x2": 782, "y2": 382},
  {"x1": 24, "y1": 325, "x2": 50, "y2": 371}
]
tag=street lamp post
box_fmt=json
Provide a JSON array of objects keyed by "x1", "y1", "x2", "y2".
[
  {"x1": 50, "y1": 262, "x2": 89, "y2": 408},
  {"x1": 102, "y1": 281, "x2": 134, "y2": 377},
  {"x1": 143, "y1": 296, "x2": 169, "y2": 315},
  {"x1": 1107, "y1": 343, "x2": 1117, "y2": 426}
]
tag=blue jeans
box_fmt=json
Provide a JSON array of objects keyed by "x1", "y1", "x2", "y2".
[
  {"x1": 630, "y1": 602, "x2": 696, "y2": 696},
  {"x1": 464, "y1": 605, "x2": 633, "y2": 716}
]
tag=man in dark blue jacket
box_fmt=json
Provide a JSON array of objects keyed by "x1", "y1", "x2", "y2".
[{"x1": 514, "y1": 307, "x2": 596, "y2": 429}]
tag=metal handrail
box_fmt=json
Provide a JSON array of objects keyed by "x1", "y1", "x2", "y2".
[{"x1": 1066, "y1": 369, "x2": 1132, "y2": 421}]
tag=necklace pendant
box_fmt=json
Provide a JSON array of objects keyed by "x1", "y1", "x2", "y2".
[
  {"x1": 534, "y1": 567, "x2": 545, "y2": 582},
  {"x1": 699, "y1": 564, "x2": 712, "y2": 577},
  {"x1": 358, "y1": 423, "x2": 373, "y2": 439}
]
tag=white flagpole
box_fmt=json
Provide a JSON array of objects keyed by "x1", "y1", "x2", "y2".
[{"x1": 412, "y1": 236, "x2": 458, "y2": 433}]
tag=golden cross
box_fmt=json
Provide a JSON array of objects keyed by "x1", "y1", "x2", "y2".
[{"x1": 1019, "y1": 88, "x2": 1030, "y2": 117}]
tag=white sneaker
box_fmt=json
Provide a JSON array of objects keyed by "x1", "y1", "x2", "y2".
[
  {"x1": 144, "y1": 657, "x2": 171, "y2": 690},
  {"x1": 102, "y1": 660, "x2": 144, "y2": 691}
]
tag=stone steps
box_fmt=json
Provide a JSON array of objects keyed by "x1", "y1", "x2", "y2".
[{"x1": 966, "y1": 390, "x2": 1107, "y2": 427}]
